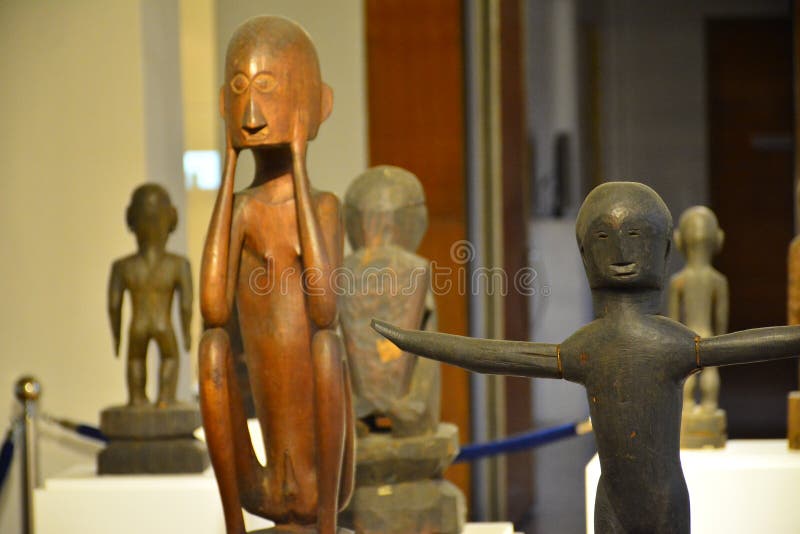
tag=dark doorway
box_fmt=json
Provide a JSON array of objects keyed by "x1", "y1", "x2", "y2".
[{"x1": 706, "y1": 18, "x2": 796, "y2": 438}]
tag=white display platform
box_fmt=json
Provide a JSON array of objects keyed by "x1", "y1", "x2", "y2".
[
  {"x1": 585, "y1": 439, "x2": 800, "y2": 534},
  {"x1": 35, "y1": 463, "x2": 515, "y2": 534}
]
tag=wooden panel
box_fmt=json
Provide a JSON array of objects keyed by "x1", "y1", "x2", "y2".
[
  {"x1": 499, "y1": 0, "x2": 533, "y2": 524},
  {"x1": 706, "y1": 18, "x2": 795, "y2": 437},
  {"x1": 365, "y1": 0, "x2": 471, "y2": 497}
]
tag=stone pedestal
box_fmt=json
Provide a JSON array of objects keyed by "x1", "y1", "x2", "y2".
[
  {"x1": 340, "y1": 423, "x2": 466, "y2": 534},
  {"x1": 788, "y1": 391, "x2": 800, "y2": 450},
  {"x1": 97, "y1": 402, "x2": 209, "y2": 474},
  {"x1": 680, "y1": 407, "x2": 727, "y2": 449}
]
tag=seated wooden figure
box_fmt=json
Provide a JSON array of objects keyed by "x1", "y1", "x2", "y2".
[
  {"x1": 199, "y1": 16, "x2": 354, "y2": 534},
  {"x1": 373, "y1": 181, "x2": 800, "y2": 534},
  {"x1": 669, "y1": 206, "x2": 729, "y2": 448},
  {"x1": 338, "y1": 167, "x2": 465, "y2": 534},
  {"x1": 340, "y1": 165, "x2": 440, "y2": 438}
]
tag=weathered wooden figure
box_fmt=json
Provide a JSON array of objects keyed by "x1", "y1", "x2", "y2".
[
  {"x1": 374, "y1": 182, "x2": 800, "y2": 533},
  {"x1": 669, "y1": 206, "x2": 728, "y2": 448},
  {"x1": 198, "y1": 16, "x2": 354, "y2": 534}
]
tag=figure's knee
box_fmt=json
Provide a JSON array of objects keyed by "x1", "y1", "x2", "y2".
[{"x1": 311, "y1": 330, "x2": 344, "y2": 375}]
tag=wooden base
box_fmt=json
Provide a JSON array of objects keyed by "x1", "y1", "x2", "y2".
[{"x1": 788, "y1": 391, "x2": 800, "y2": 450}]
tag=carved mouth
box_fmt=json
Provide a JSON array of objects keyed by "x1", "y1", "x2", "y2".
[
  {"x1": 242, "y1": 126, "x2": 270, "y2": 141},
  {"x1": 610, "y1": 262, "x2": 638, "y2": 277}
]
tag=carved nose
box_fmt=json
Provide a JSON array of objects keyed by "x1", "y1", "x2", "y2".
[{"x1": 242, "y1": 97, "x2": 267, "y2": 134}]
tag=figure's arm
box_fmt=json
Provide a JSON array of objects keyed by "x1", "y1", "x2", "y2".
[
  {"x1": 108, "y1": 261, "x2": 124, "y2": 357},
  {"x1": 699, "y1": 326, "x2": 800, "y2": 367},
  {"x1": 178, "y1": 258, "x2": 193, "y2": 351},
  {"x1": 200, "y1": 141, "x2": 243, "y2": 327},
  {"x1": 714, "y1": 275, "x2": 729, "y2": 336},
  {"x1": 372, "y1": 320, "x2": 562, "y2": 379},
  {"x1": 291, "y1": 129, "x2": 339, "y2": 329}
]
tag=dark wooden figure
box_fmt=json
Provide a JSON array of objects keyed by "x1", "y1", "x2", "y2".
[
  {"x1": 198, "y1": 16, "x2": 354, "y2": 534},
  {"x1": 373, "y1": 181, "x2": 800, "y2": 533}
]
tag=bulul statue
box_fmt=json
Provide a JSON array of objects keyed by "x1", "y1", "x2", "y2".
[
  {"x1": 338, "y1": 166, "x2": 465, "y2": 534},
  {"x1": 373, "y1": 181, "x2": 800, "y2": 533},
  {"x1": 101, "y1": 183, "x2": 207, "y2": 475},
  {"x1": 198, "y1": 16, "x2": 354, "y2": 534},
  {"x1": 669, "y1": 206, "x2": 728, "y2": 448}
]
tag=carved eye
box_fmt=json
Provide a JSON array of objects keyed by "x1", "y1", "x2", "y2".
[
  {"x1": 628, "y1": 229, "x2": 641, "y2": 237},
  {"x1": 252, "y1": 72, "x2": 277, "y2": 93},
  {"x1": 230, "y1": 73, "x2": 249, "y2": 94},
  {"x1": 596, "y1": 232, "x2": 608, "y2": 239}
]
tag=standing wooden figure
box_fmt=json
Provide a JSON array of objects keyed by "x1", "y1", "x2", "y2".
[
  {"x1": 101, "y1": 183, "x2": 207, "y2": 475},
  {"x1": 373, "y1": 182, "x2": 800, "y2": 533},
  {"x1": 198, "y1": 16, "x2": 354, "y2": 534},
  {"x1": 669, "y1": 206, "x2": 728, "y2": 448}
]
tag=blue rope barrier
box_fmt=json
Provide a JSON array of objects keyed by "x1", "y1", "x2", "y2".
[
  {"x1": 0, "y1": 421, "x2": 17, "y2": 491},
  {"x1": 455, "y1": 419, "x2": 592, "y2": 464},
  {"x1": 42, "y1": 415, "x2": 107, "y2": 443}
]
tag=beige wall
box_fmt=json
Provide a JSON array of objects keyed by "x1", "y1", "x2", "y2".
[{"x1": 0, "y1": 1, "x2": 184, "y2": 531}]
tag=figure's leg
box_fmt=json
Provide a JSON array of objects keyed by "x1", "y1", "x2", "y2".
[
  {"x1": 682, "y1": 372, "x2": 697, "y2": 411},
  {"x1": 338, "y1": 357, "x2": 356, "y2": 511},
  {"x1": 199, "y1": 328, "x2": 265, "y2": 534},
  {"x1": 594, "y1": 477, "x2": 625, "y2": 534},
  {"x1": 699, "y1": 366, "x2": 721, "y2": 413},
  {"x1": 155, "y1": 329, "x2": 180, "y2": 406},
  {"x1": 127, "y1": 333, "x2": 149, "y2": 406},
  {"x1": 310, "y1": 329, "x2": 347, "y2": 534}
]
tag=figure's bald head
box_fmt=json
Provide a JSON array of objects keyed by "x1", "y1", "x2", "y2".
[
  {"x1": 674, "y1": 206, "x2": 723, "y2": 257},
  {"x1": 126, "y1": 183, "x2": 177, "y2": 242},
  {"x1": 221, "y1": 16, "x2": 332, "y2": 149},
  {"x1": 576, "y1": 182, "x2": 673, "y2": 290},
  {"x1": 344, "y1": 166, "x2": 428, "y2": 251}
]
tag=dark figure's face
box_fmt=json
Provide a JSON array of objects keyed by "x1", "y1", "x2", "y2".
[
  {"x1": 576, "y1": 182, "x2": 673, "y2": 290},
  {"x1": 221, "y1": 16, "x2": 332, "y2": 151}
]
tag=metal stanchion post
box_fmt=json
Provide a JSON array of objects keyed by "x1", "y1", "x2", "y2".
[{"x1": 15, "y1": 376, "x2": 40, "y2": 534}]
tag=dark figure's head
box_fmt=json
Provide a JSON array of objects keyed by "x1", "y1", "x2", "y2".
[
  {"x1": 576, "y1": 182, "x2": 672, "y2": 290},
  {"x1": 221, "y1": 15, "x2": 332, "y2": 151},
  {"x1": 344, "y1": 165, "x2": 428, "y2": 252},
  {"x1": 126, "y1": 183, "x2": 177, "y2": 246}
]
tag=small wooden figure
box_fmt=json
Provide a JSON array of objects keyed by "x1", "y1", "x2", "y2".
[
  {"x1": 669, "y1": 206, "x2": 728, "y2": 448},
  {"x1": 374, "y1": 182, "x2": 800, "y2": 533}
]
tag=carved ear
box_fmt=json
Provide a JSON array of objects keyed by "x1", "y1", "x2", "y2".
[
  {"x1": 673, "y1": 229, "x2": 683, "y2": 253},
  {"x1": 218, "y1": 86, "x2": 225, "y2": 119},
  {"x1": 716, "y1": 229, "x2": 725, "y2": 253},
  {"x1": 320, "y1": 83, "x2": 333, "y2": 124}
]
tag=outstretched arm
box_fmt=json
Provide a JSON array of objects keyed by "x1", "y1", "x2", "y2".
[
  {"x1": 108, "y1": 262, "x2": 124, "y2": 357},
  {"x1": 372, "y1": 320, "x2": 562, "y2": 379},
  {"x1": 699, "y1": 326, "x2": 800, "y2": 367},
  {"x1": 178, "y1": 258, "x2": 193, "y2": 351}
]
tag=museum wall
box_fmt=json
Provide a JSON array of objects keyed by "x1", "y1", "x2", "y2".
[
  {"x1": 599, "y1": 0, "x2": 789, "y2": 231},
  {"x1": 0, "y1": 1, "x2": 367, "y2": 532}
]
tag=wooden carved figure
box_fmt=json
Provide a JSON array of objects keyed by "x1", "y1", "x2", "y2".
[
  {"x1": 338, "y1": 166, "x2": 464, "y2": 534},
  {"x1": 669, "y1": 206, "x2": 728, "y2": 448},
  {"x1": 108, "y1": 183, "x2": 192, "y2": 407},
  {"x1": 374, "y1": 182, "x2": 800, "y2": 533},
  {"x1": 787, "y1": 189, "x2": 800, "y2": 449},
  {"x1": 340, "y1": 165, "x2": 440, "y2": 438},
  {"x1": 198, "y1": 16, "x2": 354, "y2": 534}
]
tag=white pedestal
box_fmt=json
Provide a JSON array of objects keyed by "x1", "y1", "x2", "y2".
[
  {"x1": 35, "y1": 463, "x2": 515, "y2": 534},
  {"x1": 585, "y1": 439, "x2": 800, "y2": 534}
]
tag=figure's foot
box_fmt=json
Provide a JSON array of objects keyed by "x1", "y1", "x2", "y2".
[
  {"x1": 155, "y1": 398, "x2": 177, "y2": 409},
  {"x1": 128, "y1": 395, "x2": 149, "y2": 407}
]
